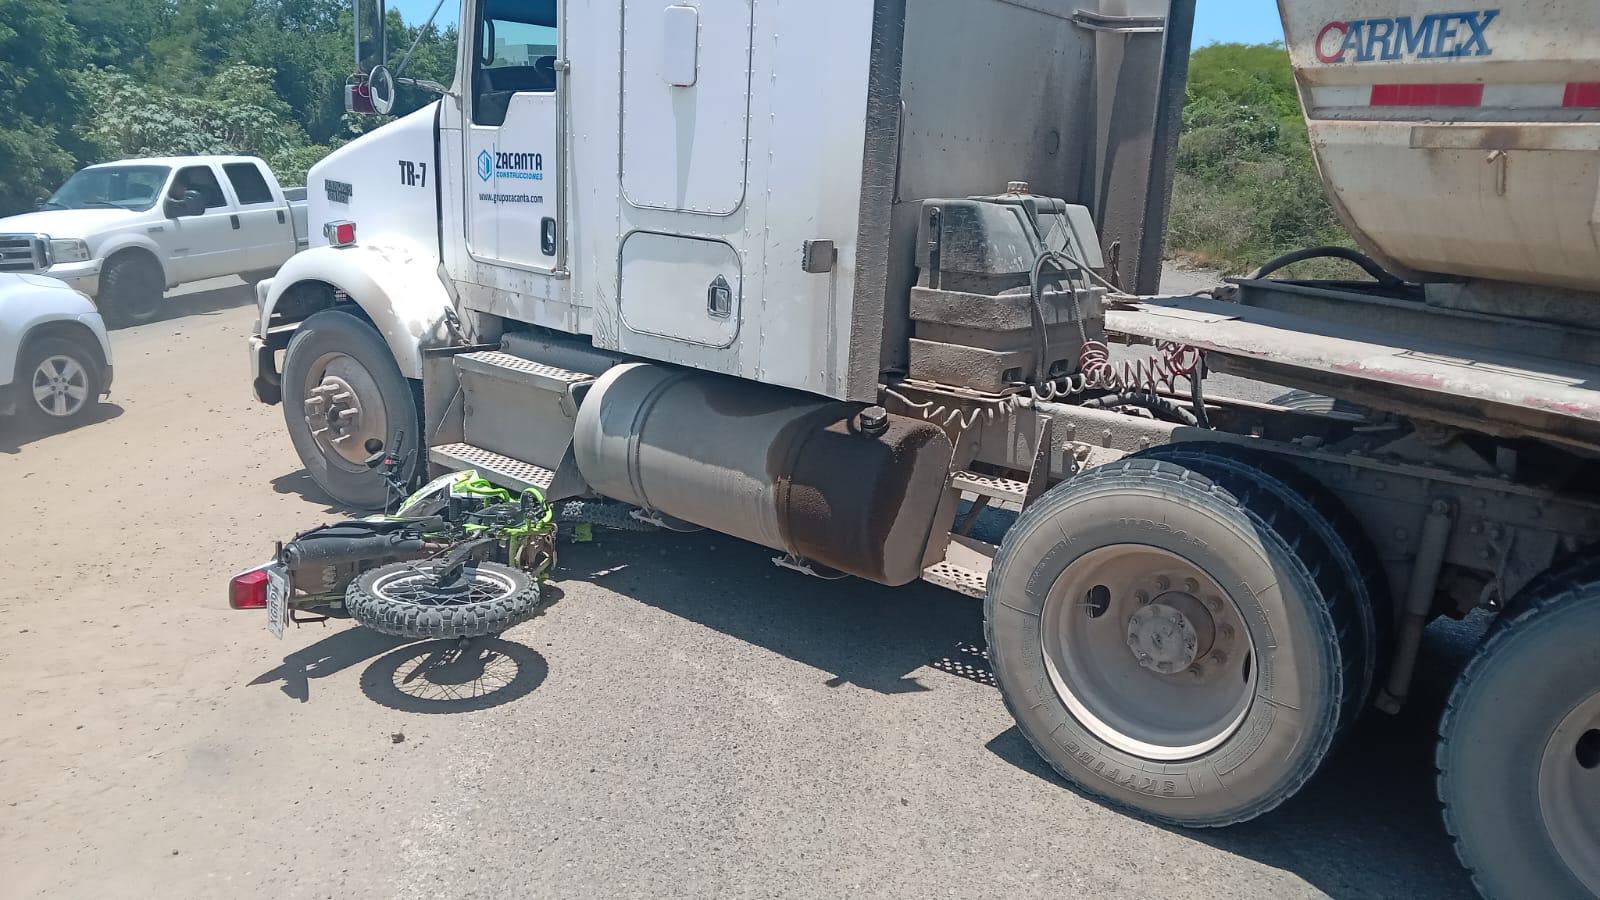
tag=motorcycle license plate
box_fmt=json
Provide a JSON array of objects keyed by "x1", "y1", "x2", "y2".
[{"x1": 265, "y1": 564, "x2": 290, "y2": 640}]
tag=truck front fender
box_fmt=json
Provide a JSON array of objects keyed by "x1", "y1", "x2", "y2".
[{"x1": 260, "y1": 243, "x2": 453, "y2": 379}]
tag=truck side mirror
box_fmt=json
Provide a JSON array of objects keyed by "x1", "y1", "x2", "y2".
[{"x1": 164, "y1": 190, "x2": 205, "y2": 219}]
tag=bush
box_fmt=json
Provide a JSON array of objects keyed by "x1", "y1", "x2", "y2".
[{"x1": 1165, "y1": 43, "x2": 1357, "y2": 277}]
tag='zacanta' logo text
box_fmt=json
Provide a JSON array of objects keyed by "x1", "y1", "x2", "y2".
[{"x1": 1316, "y1": 9, "x2": 1499, "y2": 64}]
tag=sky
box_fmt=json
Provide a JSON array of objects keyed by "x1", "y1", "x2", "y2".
[{"x1": 389, "y1": 0, "x2": 1285, "y2": 49}]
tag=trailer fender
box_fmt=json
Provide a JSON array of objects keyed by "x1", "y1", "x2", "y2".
[{"x1": 259, "y1": 244, "x2": 452, "y2": 379}]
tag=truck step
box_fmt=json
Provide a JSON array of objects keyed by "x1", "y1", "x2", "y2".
[
  {"x1": 455, "y1": 350, "x2": 596, "y2": 392},
  {"x1": 428, "y1": 442, "x2": 555, "y2": 493},
  {"x1": 951, "y1": 469, "x2": 1028, "y2": 504},
  {"x1": 922, "y1": 560, "x2": 989, "y2": 599}
]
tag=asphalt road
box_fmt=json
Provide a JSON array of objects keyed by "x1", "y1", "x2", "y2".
[{"x1": 0, "y1": 275, "x2": 1481, "y2": 899}]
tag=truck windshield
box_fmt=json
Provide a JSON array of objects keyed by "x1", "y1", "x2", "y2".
[{"x1": 46, "y1": 165, "x2": 171, "y2": 212}]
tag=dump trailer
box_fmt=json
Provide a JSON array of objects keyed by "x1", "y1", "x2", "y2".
[{"x1": 247, "y1": 1, "x2": 1598, "y2": 896}]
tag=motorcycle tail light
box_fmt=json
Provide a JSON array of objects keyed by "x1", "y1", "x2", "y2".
[{"x1": 229, "y1": 569, "x2": 269, "y2": 610}]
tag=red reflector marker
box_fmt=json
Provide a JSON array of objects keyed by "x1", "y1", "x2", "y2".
[
  {"x1": 1564, "y1": 83, "x2": 1600, "y2": 108},
  {"x1": 230, "y1": 569, "x2": 270, "y2": 610},
  {"x1": 1370, "y1": 83, "x2": 1484, "y2": 107},
  {"x1": 323, "y1": 220, "x2": 357, "y2": 248}
]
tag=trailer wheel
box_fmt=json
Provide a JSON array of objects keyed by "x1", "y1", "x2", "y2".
[
  {"x1": 1135, "y1": 442, "x2": 1388, "y2": 735},
  {"x1": 985, "y1": 458, "x2": 1363, "y2": 826},
  {"x1": 281, "y1": 309, "x2": 421, "y2": 510},
  {"x1": 1438, "y1": 562, "x2": 1600, "y2": 900}
]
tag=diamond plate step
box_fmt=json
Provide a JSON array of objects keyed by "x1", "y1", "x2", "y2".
[
  {"x1": 951, "y1": 469, "x2": 1027, "y2": 503},
  {"x1": 429, "y1": 443, "x2": 555, "y2": 493},
  {"x1": 922, "y1": 561, "x2": 988, "y2": 598},
  {"x1": 456, "y1": 351, "x2": 595, "y2": 392}
]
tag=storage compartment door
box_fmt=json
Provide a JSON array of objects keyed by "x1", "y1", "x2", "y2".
[
  {"x1": 620, "y1": 0, "x2": 753, "y2": 216},
  {"x1": 619, "y1": 231, "x2": 741, "y2": 347}
]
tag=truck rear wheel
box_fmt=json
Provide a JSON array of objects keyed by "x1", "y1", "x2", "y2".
[
  {"x1": 1135, "y1": 442, "x2": 1388, "y2": 736},
  {"x1": 1438, "y1": 561, "x2": 1600, "y2": 900},
  {"x1": 281, "y1": 309, "x2": 420, "y2": 510},
  {"x1": 985, "y1": 458, "x2": 1364, "y2": 826}
]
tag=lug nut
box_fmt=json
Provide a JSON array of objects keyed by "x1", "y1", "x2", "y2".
[
  {"x1": 1204, "y1": 595, "x2": 1223, "y2": 612},
  {"x1": 1218, "y1": 624, "x2": 1234, "y2": 641},
  {"x1": 1184, "y1": 578, "x2": 1199, "y2": 593},
  {"x1": 1210, "y1": 650, "x2": 1228, "y2": 666},
  {"x1": 1188, "y1": 666, "x2": 1204, "y2": 680},
  {"x1": 1155, "y1": 576, "x2": 1171, "y2": 591},
  {"x1": 1135, "y1": 590, "x2": 1150, "y2": 605}
]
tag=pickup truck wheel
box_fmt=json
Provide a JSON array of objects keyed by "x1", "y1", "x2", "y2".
[
  {"x1": 98, "y1": 253, "x2": 163, "y2": 327},
  {"x1": 282, "y1": 309, "x2": 420, "y2": 510},
  {"x1": 16, "y1": 337, "x2": 101, "y2": 430},
  {"x1": 1438, "y1": 563, "x2": 1600, "y2": 900},
  {"x1": 985, "y1": 458, "x2": 1362, "y2": 826}
]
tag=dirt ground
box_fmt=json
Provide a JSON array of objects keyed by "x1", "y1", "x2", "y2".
[{"x1": 0, "y1": 276, "x2": 1480, "y2": 898}]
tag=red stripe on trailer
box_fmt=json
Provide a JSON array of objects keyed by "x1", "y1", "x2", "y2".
[
  {"x1": 1563, "y1": 83, "x2": 1600, "y2": 108},
  {"x1": 1370, "y1": 83, "x2": 1485, "y2": 107}
]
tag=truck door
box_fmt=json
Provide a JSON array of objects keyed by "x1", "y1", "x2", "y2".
[
  {"x1": 221, "y1": 161, "x2": 290, "y2": 275},
  {"x1": 162, "y1": 164, "x2": 238, "y2": 283},
  {"x1": 463, "y1": 0, "x2": 560, "y2": 273}
]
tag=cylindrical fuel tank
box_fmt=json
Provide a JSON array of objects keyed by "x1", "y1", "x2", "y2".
[{"x1": 572, "y1": 363, "x2": 954, "y2": 586}]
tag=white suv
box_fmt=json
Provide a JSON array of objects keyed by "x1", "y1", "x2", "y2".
[{"x1": 0, "y1": 274, "x2": 113, "y2": 429}]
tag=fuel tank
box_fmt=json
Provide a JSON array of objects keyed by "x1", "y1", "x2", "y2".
[
  {"x1": 572, "y1": 364, "x2": 953, "y2": 586},
  {"x1": 1282, "y1": 1, "x2": 1600, "y2": 297}
]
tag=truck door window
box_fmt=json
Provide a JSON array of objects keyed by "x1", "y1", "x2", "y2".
[
  {"x1": 471, "y1": 0, "x2": 559, "y2": 127},
  {"x1": 170, "y1": 166, "x2": 228, "y2": 210},
  {"x1": 223, "y1": 163, "x2": 273, "y2": 206}
]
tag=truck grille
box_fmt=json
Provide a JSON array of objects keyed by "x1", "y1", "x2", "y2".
[{"x1": 0, "y1": 234, "x2": 47, "y2": 274}]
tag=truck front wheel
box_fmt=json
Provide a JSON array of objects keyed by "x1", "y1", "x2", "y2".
[
  {"x1": 985, "y1": 458, "x2": 1364, "y2": 826},
  {"x1": 1438, "y1": 560, "x2": 1600, "y2": 900},
  {"x1": 281, "y1": 309, "x2": 421, "y2": 510},
  {"x1": 98, "y1": 253, "x2": 163, "y2": 327}
]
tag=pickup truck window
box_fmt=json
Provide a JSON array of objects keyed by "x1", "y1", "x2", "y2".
[
  {"x1": 223, "y1": 163, "x2": 274, "y2": 206},
  {"x1": 46, "y1": 165, "x2": 170, "y2": 212},
  {"x1": 171, "y1": 166, "x2": 229, "y2": 210}
]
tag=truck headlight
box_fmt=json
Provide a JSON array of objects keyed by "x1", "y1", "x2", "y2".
[{"x1": 47, "y1": 238, "x2": 91, "y2": 264}]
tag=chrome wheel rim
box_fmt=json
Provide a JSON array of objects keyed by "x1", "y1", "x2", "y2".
[
  {"x1": 31, "y1": 354, "x2": 89, "y2": 418},
  {"x1": 371, "y1": 564, "x2": 519, "y2": 608},
  {"x1": 1538, "y1": 689, "x2": 1600, "y2": 894},
  {"x1": 1040, "y1": 544, "x2": 1257, "y2": 760},
  {"x1": 301, "y1": 351, "x2": 389, "y2": 472}
]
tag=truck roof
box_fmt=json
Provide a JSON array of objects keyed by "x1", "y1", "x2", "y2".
[{"x1": 83, "y1": 155, "x2": 267, "y2": 169}]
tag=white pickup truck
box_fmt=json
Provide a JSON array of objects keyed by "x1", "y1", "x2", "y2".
[{"x1": 0, "y1": 155, "x2": 308, "y2": 325}]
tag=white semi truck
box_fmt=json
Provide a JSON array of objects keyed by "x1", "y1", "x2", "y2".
[{"x1": 245, "y1": 2, "x2": 1599, "y2": 896}]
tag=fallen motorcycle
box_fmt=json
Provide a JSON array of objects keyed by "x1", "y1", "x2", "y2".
[{"x1": 229, "y1": 437, "x2": 556, "y2": 641}]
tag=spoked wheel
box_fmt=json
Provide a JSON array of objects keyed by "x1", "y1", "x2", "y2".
[
  {"x1": 346, "y1": 560, "x2": 542, "y2": 639},
  {"x1": 986, "y1": 458, "x2": 1365, "y2": 826},
  {"x1": 1439, "y1": 560, "x2": 1600, "y2": 899},
  {"x1": 345, "y1": 560, "x2": 544, "y2": 637},
  {"x1": 17, "y1": 337, "x2": 102, "y2": 430}
]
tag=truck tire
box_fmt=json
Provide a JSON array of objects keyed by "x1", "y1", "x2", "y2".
[
  {"x1": 1135, "y1": 442, "x2": 1388, "y2": 733},
  {"x1": 1438, "y1": 560, "x2": 1600, "y2": 900},
  {"x1": 281, "y1": 309, "x2": 421, "y2": 510},
  {"x1": 15, "y1": 336, "x2": 102, "y2": 431},
  {"x1": 985, "y1": 458, "x2": 1364, "y2": 826},
  {"x1": 98, "y1": 252, "x2": 164, "y2": 327},
  {"x1": 346, "y1": 560, "x2": 541, "y2": 639}
]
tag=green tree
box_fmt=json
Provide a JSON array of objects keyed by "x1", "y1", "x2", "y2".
[{"x1": 0, "y1": 0, "x2": 86, "y2": 213}]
